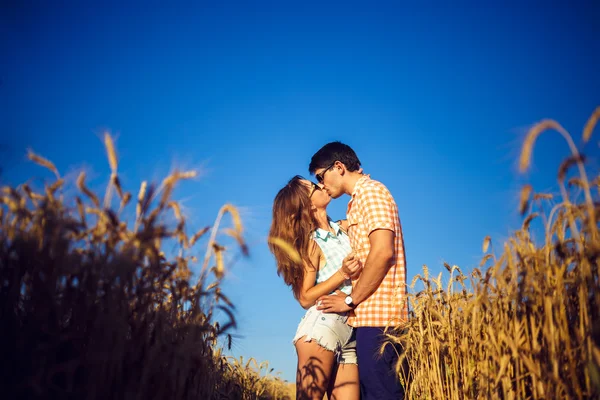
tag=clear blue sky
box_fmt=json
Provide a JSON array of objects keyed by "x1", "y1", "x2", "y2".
[{"x1": 2, "y1": 1, "x2": 599, "y2": 383}]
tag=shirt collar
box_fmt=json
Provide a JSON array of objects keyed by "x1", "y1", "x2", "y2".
[
  {"x1": 314, "y1": 220, "x2": 341, "y2": 240},
  {"x1": 347, "y1": 175, "x2": 370, "y2": 216},
  {"x1": 351, "y1": 174, "x2": 370, "y2": 198}
]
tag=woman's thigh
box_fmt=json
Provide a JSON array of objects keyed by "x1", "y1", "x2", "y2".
[{"x1": 295, "y1": 337, "x2": 336, "y2": 400}]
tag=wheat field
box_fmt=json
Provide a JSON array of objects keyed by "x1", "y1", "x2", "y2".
[
  {"x1": 384, "y1": 107, "x2": 600, "y2": 399},
  {"x1": 2, "y1": 108, "x2": 598, "y2": 399},
  {"x1": 0, "y1": 134, "x2": 293, "y2": 399}
]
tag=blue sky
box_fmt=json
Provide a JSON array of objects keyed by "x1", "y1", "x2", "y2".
[{"x1": 2, "y1": 1, "x2": 599, "y2": 383}]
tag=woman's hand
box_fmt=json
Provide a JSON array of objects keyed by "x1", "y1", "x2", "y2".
[{"x1": 341, "y1": 252, "x2": 362, "y2": 279}]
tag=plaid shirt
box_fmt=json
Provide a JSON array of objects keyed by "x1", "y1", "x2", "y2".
[{"x1": 346, "y1": 175, "x2": 408, "y2": 327}]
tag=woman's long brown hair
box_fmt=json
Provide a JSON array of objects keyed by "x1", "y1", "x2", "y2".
[{"x1": 268, "y1": 176, "x2": 319, "y2": 300}]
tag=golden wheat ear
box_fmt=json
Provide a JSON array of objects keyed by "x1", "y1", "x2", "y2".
[
  {"x1": 267, "y1": 236, "x2": 301, "y2": 263},
  {"x1": 582, "y1": 106, "x2": 600, "y2": 143},
  {"x1": 519, "y1": 184, "x2": 532, "y2": 216},
  {"x1": 27, "y1": 149, "x2": 60, "y2": 179},
  {"x1": 386, "y1": 110, "x2": 600, "y2": 399}
]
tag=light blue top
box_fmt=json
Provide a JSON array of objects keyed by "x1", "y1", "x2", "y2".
[{"x1": 312, "y1": 220, "x2": 353, "y2": 295}]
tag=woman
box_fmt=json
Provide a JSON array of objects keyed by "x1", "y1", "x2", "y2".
[{"x1": 268, "y1": 176, "x2": 361, "y2": 400}]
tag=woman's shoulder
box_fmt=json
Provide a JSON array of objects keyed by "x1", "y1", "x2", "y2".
[
  {"x1": 304, "y1": 239, "x2": 324, "y2": 271},
  {"x1": 308, "y1": 238, "x2": 326, "y2": 258},
  {"x1": 333, "y1": 219, "x2": 349, "y2": 233}
]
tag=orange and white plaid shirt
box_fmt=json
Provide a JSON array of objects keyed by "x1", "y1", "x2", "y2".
[{"x1": 346, "y1": 175, "x2": 408, "y2": 327}]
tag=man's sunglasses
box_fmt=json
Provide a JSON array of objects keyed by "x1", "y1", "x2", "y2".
[{"x1": 315, "y1": 162, "x2": 336, "y2": 183}]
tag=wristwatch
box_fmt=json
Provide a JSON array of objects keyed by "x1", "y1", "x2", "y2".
[{"x1": 344, "y1": 295, "x2": 356, "y2": 309}]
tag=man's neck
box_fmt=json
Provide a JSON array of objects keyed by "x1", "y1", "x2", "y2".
[{"x1": 343, "y1": 171, "x2": 365, "y2": 196}]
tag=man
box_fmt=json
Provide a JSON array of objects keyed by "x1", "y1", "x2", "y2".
[{"x1": 310, "y1": 141, "x2": 407, "y2": 399}]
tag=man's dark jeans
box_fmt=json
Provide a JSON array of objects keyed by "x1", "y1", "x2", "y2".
[{"x1": 356, "y1": 327, "x2": 405, "y2": 399}]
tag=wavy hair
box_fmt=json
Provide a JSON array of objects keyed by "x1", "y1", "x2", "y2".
[{"x1": 268, "y1": 176, "x2": 319, "y2": 299}]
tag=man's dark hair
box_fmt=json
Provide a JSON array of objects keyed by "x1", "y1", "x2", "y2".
[{"x1": 308, "y1": 141, "x2": 361, "y2": 174}]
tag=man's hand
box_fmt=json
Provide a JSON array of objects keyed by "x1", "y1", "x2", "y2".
[
  {"x1": 316, "y1": 290, "x2": 352, "y2": 313},
  {"x1": 341, "y1": 252, "x2": 362, "y2": 280}
]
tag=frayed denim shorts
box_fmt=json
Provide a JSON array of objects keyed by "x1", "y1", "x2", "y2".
[{"x1": 292, "y1": 303, "x2": 357, "y2": 365}]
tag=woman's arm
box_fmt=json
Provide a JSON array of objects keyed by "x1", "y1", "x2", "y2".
[{"x1": 297, "y1": 241, "x2": 348, "y2": 309}]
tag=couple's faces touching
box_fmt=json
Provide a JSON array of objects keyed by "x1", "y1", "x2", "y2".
[
  {"x1": 314, "y1": 161, "x2": 345, "y2": 199},
  {"x1": 302, "y1": 180, "x2": 331, "y2": 210}
]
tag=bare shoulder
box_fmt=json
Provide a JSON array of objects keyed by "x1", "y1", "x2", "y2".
[{"x1": 305, "y1": 239, "x2": 323, "y2": 271}]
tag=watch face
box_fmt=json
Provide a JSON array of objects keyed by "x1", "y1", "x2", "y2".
[{"x1": 345, "y1": 296, "x2": 352, "y2": 305}]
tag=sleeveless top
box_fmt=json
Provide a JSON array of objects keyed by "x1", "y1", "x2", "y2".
[{"x1": 312, "y1": 220, "x2": 353, "y2": 295}]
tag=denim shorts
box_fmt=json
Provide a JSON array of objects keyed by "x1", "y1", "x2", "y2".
[{"x1": 292, "y1": 303, "x2": 357, "y2": 365}]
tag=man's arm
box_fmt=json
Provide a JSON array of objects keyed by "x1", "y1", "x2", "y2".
[{"x1": 349, "y1": 228, "x2": 394, "y2": 305}]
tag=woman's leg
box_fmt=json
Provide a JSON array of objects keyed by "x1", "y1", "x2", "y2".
[
  {"x1": 295, "y1": 336, "x2": 336, "y2": 400},
  {"x1": 327, "y1": 331, "x2": 359, "y2": 400},
  {"x1": 327, "y1": 362, "x2": 359, "y2": 400}
]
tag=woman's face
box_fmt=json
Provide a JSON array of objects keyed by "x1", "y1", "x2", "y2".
[{"x1": 302, "y1": 179, "x2": 331, "y2": 210}]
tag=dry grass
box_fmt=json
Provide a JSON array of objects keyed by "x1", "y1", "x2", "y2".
[
  {"x1": 0, "y1": 134, "x2": 292, "y2": 399},
  {"x1": 218, "y1": 354, "x2": 294, "y2": 400},
  {"x1": 385, "y1": 108, "x2": 600, "y2": 399},
  {"x1": 8, "y1": 109, "x2": 597, "y2": 400}
]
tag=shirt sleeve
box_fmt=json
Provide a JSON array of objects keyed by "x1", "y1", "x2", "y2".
[{"x1": 360, "y1": 185, "x2": 396, "y2": 235}]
